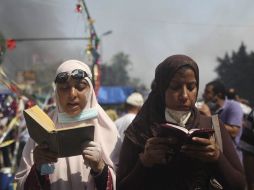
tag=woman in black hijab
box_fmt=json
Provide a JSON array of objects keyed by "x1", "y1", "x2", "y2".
[{"x1": 117, "y1": 55, "x2": 245, "y2": 190}]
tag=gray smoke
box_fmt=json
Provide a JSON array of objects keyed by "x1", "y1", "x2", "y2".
[{"x1": 0, "y1": 0, "x2": 88, "y2": 81}]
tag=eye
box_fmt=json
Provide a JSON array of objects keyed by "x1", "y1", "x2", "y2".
[
  {"x1": 187, "y1": 82, "x2": 197, "y2": 91},
  {"x1": 75, "y1": 81, "x2": 89, "y2": 91},
  {"x1": 168, "y1": 84, "x2": 181, "y2": 91}
]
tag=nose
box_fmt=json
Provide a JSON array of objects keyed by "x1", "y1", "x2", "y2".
[
  {"x1": 69, "y1": 87, "x2": 77, "y2": 99},
  {"x1": 179, "y1": 86, "x2": 188, "y2": 103}
]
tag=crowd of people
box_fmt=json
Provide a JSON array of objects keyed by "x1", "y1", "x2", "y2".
[{"x1": 0, "y1": 55, "x2": 253, "y2": 190}]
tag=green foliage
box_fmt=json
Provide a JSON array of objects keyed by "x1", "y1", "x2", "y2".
[
  {"x1": 101, "y1": 52, "x2": 136, "y2": 86},
  {"x1": 215, "y1": 42, "x2": 254, "y2": 105},
  {"x1": 100, "y1": 52, "x2": 148, "y2": 93}
]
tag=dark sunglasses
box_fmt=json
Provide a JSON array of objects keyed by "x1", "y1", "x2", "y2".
[{"x1": 55, "y1": 69, "x2": 89, "y2": 83}]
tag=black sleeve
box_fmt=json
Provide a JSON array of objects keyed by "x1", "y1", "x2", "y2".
[
  {"x1": 117, "y1": 137, "x2": 150, "y2": 190},
  {"x1": 90, "y1": 164, "x2": 108, "y2": 190}
]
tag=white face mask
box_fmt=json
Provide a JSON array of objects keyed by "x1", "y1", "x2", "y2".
[
  {"x1": 57, "y1": 108, "x2": 98, "y2": 124},
  {"x1": 165, "y1": 107, "x2": 191, "y2": 127}
]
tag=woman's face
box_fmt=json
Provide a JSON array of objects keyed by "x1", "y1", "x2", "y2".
[
  {"x1": 165, "y1": 67, "x2": 197, "y2": 111},
  {"x1": 56, "y1": 78, "x2": 90, "y2": 116}
]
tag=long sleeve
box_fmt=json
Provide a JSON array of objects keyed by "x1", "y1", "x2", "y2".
[
  {"x1": 15, "y1": 138, "x2": 37, "y2": 190},
  {"x1": 91, "y1": 164, "x2": 114, "y2": 190},
  {"x1": 23, "y1": 165, "x2": 51, "y2": 190},
  {"x1": 117, "y1": 137, "x2": 148, "y2": 190}
]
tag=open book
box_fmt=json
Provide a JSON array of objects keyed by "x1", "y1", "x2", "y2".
[
  {"x1": 152, "y1": 123, "x2": 214, "y2": 144},
  {"x1": 23, "y1": 105, "x2": 94, "y2": 158}
]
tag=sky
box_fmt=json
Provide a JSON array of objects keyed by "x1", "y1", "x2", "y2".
[{"x1": 1, "y1": 0, "x2": 254, "y2": 96}]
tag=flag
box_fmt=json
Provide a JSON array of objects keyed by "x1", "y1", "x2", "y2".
[{"x1": 6, "y1": 39, "x2": 16, "y2": 50}]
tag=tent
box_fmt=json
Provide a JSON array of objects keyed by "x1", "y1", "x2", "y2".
[{"x1": 97, "y1": 86, "x2": 134, "y2": 105}]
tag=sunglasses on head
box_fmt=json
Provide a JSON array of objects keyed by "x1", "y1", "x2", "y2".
[{"x1": 55, "y1": 69, "x2": 89, "y2": 83}]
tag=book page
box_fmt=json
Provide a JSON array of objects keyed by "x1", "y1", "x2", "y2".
[
  {"x1": 161, "y1": 123, "x2": 189, "y2": 134},
  {"x1": 189, "y1": 128, "x2": 214, "y2": 138},
  {"x1": 25, "y1": 105, "x2": 55, "y2": 132}
]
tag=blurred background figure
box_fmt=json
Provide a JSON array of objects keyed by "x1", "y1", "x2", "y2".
[
  {"x1": 195, "y1": 100, "x2": 211, "y2": 116},
  {"x1": 0, "y1": 93, "x2": 18, "y2": 168},
  {"x1": 202, "y1": 80, "x2": 244, "y2": 163},
  {"x1": 115, "y1": 92, "x2": 144, "y2": 143},
  {"x1": 226, "y1": 87, "x2": 252, "y2": 118},
  {"x1": 105, "y1": 109, "x2": 119, "y2": 121}
]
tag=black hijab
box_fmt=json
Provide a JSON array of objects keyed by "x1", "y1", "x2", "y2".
[{"x1": 125, "y1": 54, "x2": 200, "y2": 147}]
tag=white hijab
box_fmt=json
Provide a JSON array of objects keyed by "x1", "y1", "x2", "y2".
[{"x1": 15, "y1": 60, "x2": 120, "y2": 190}]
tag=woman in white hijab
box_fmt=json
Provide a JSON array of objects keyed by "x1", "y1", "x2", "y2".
[{"x1": 15, "y1": 60, "x2": 120, "y2": 190}]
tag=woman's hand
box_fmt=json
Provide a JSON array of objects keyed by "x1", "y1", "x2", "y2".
[
  {"x1": 82, "y1": 141, "x2": 105, "y2": 173},
  {"x1": 139, "y1": 137, "x2": 178, "y2": 167},
  {"x1": 180, "y1": 137, "x2": 220, "y2": 162},
  {"x1": 33, "y1": 144, "x2": 58, "y2": 170}
]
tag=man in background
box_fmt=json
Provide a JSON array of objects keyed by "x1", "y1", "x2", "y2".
[
  {"x1": 203, "y1": 80, "x2": 244, "y2": 162},
  {"x1": 115, "y1": 92, "x2": 144, "y2": 143},
  {"x1": 203, "y1": 80, "x2": 243, "y2": 138}
]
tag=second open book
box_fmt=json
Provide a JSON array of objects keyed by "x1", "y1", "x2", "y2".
[{"x1": 152, "y1": 123, "x2": 214, "y2": 144}]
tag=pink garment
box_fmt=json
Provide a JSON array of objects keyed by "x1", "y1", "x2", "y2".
[{"x1": 15, "y1": 60, "x2": 120, "y2": 190}]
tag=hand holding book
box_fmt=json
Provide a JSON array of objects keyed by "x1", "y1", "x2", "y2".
[{"x1": 139, "y1": 137, "x2": 178, "y2": 167}]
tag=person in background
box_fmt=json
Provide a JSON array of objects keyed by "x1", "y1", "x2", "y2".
[
  {"x1": 203, "y1": 80, "x2": 244, "y2": 140},
  {"x1": 15, "y1": 60, "x2": 120, "y2": 190},
  {"x1": 203, "y1": 80, "x2": 244, "y2": 163},
  {"x1": 195, "y1": 100, "x2": 211, "y2": 116},
  {"x1": 226, "y1": 87, "x2": 252, "y2": 118},
  {"x1": 105, "y1": 109, "x2": 118, "y2": 122},
  {"x1": 117, "y1": 54, "x2": 245, "y2": 190},
  {"x1": 115, "y1": 92, "x2": 144, "y2": 143},
  {"x1": 238, "y1": 108, "x2": 254, "y2": 190}
]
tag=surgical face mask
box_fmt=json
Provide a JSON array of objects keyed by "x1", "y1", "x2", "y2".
[{"x1": 58, "y1": 107, "x2": 98, "y2": 124}]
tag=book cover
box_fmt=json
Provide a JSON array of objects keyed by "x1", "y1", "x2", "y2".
[
  {"x1": 152, "y1": 123, "x2": 214, "y2": 144},
  {"x1": 23, "y1": 105, "x2": 95, "y2": 158}
]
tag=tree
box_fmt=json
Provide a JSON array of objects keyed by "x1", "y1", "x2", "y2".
[
  {"x1": 100, "y1": 52, "x2": 148, "y2": 93},
  {"x1": 215, "y1": 42, "x2": 254, "y2": 105},
  {"x1": 101, "y1": 52, "x2": 131, "y2": 85}
]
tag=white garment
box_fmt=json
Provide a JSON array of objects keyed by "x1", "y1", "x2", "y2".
[
  {"x1": 115, "y1": 113, "x2": 136, "y2": 142},
  {"x1": 165, "y1": 108, "x2": 191, "y2": 127},
  {"x1": 15, "y1": 60, "x2": 120, "y2": 190}
]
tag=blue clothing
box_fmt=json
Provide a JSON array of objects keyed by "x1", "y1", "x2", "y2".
[
  {"x1": 217, "y1": 99, "x2": 244, "y2": 163},
  {"x1": 217, "y1": 99, "x2": 243, "y2": 128}
]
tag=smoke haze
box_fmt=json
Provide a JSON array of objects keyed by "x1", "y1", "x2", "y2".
[{"x1": 1, "y1": 0, "x2": 254, "y2": 95}]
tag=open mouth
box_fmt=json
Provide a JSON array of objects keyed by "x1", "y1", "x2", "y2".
[{"x1": 67, "y1": 102, "x2": 79, "y2": 109}]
